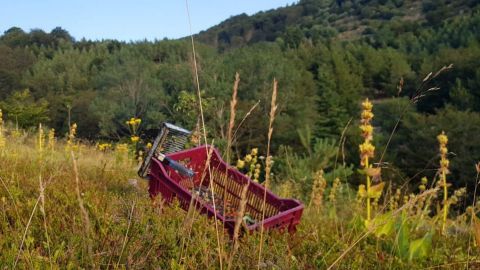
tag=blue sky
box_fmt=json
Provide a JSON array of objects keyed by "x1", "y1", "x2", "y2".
[{"x1": 0, "y1": 0, "x2": 297, "y2": 41}]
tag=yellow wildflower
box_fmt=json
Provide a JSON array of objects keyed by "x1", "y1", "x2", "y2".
[
  {"x1": 359, "y1": 141, "x2": 375, "y2": 166},
  {"x1": 48, "y1": 129, "x2": 55, "y2": 151},
  {"x1": 362, "y1": 98, "x2": 373, "y2": 111},
  {"x1": 359, "y1": 124, "x2": 373, "y2": 141},
  {"x1": 236, "y1": 159, "x2": 245, "y2": 169},
  {"x1": 357, "y1": 184, "x2": 366, "y2": 198},
  {"x1": 310, "y1": 170, "x2": 327, "y2": 208},
  {"x1": 437, "y1": 131, "x2": 448, "y2": 146},
  {"x1": 359, "y1": 98, "x2": 377, "y2": 224},
  {"x1": 437, "y1": 130, "x2": 450, "y2": 232}
]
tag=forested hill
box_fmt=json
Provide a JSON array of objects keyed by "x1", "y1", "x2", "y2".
[
  {"x1": 1, "y1": 0, "x2": 480, "y2": 191},
  {"x1": 196, "y1": 0, "x2": 480, "y2": 51}
]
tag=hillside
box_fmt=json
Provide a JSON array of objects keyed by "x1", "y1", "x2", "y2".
[
  {"x1": 2, "y1": 1, "x2": 480, "y2": 268},
  {"x1": 196, "y1": 0, "x2": 480, "y2": 50}
]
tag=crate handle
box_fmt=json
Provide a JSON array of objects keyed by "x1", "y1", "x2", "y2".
[{"x1": 162, "y1": 155, "x2": 195, "y2": 178}]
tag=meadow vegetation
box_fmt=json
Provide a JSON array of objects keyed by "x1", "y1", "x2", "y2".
[
  {"x1": 2, "y1": 0, "x2": 480, "y2": 268},
  {"x1": 0, "y1": 91, "x2": 479, "y2": 268}
]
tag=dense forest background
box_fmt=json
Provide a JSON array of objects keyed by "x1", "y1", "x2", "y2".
[{"x1": 1, "y1": 0, "x2": 480, "y2": 196}]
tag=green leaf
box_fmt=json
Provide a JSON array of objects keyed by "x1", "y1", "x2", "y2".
[
  {"x1": 408, "y1": 231, "x2": 433, "y2": 261},
  {"x1": 372, "y1": 211, "x2": 395, "y2": 237},
  {"x1": 396, "y1": 211, "x2": 410, "y2": 260}
]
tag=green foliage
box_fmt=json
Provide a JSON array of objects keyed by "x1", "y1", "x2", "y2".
[
  {"x1": 408, "y1": 231, "x2": 433, "y2": 262},
  {"x1": 371, "y1": 210, "x2": 434, "y2": 262},
  {"x1": 0, "y1": 89, "x2": 49, "y2": 128},
  {"x1": 278, "y1": 127, "x2": 353, "y2": 201},
  {"x1": 396, "y1": 211, "x2": 410, "y2": 260},
  {"x1": 390, "y1": 107, "x2": 480, "y2": 190}
]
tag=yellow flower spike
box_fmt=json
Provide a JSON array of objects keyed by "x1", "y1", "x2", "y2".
[
  {"x1": 310, "y1": 170, "x2": 327, "y2": 208},
  {"x1": 146, "y1": 142, "x2": 152, "y2": 149},
  {"x1": 135, "y1": 118, "x2": 141, "y2": 124},
  {"x1": 66, "y1": 123, "x2": 78, "y2": 151},
  {"x1": 437, "y1": 130, "x2": 450, "y2": 233},
  {"x1": 359, "y1": 98, "x2": 377, "y2": 224},
  {"x1": 251, "y1": 148, "x2": 258, "y2": 156},
  {"x1": 130, "y1": 136, "x2": 140, "y2": 143},
  {"x1": 48, "y1": 128, "x2": 55, "y2": 151},
  {"x1": 245, "y1": 154, "x2": 252, "y2": 162},
  {"x1": 37, "y1": 124, "x2": 45, "y2": 152}
]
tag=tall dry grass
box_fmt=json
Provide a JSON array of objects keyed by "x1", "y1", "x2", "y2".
[{"x1": 257, "y1": 78, "x2": 278, "y2": 268}]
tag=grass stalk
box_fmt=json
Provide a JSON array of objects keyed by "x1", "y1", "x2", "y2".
[
  {"x1": 185, "y1": 0, "x2": 224, "y2": 268},
  {"x1": 466, "y1": 162, "x2": 480, "y2": 269},
  {"x1": 70, "y1": 151, "x2": 93, "y2": 264},
  {"x1": 116, "y1": 200, "x2": 136, "y2": 268},
  {"x1": 38, "y1": 175, "x2": 53, "y2": 269},
  {"x1": 257, "y1": 78, "x2": 278, "y2": 269},
  {"x1": 14, "y1": 195, "x2": 40, "y2": 269},
  {"x1": 227, "y1": 181, "x2": 249, "y2": 270}
]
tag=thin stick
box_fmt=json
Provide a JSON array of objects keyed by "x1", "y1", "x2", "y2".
[
  {"x1": 178, "y1": 141, "x2": 216, "y2": 262},
  {"x1": 257, "y1": 78, "x2": 278, "y2": 269},
  {"x1": 378, "y1": 65, "x2": 452, "y2": 165},
  {"x1": 466, "y1": 163, "x2": 480, "y2": 269},
  {"x1": 116, "y1": 200, "x2": 136, "y2": 268},
  {"x1": 0, "y1": 176, "x2": 21, "y2": 224},
  {"x1": 185, "y1": 1, "x2": 224, "y2": 268},
  {"x1": 232, "y1": 101, "x2": 261, "y2": 144},
  {"x1": 71, "y1": 151, "x2": 93, "y2": 264},
  {"x1": 13, "y1": 195, "x2": 40, "y2": 269},
  {"x1": 38, "y1": 175, "x2": 53, "y2": 270},
  {"x1": 227, "y1": 181, "x2": 250, "y2": 270},
  {"x1": 223, "y1": 72, "x2": 240, "y2": 255}
]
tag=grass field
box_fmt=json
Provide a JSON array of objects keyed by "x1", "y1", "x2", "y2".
[{"x1": 0, "y1": 122, "x2": 479, "y2": 269}]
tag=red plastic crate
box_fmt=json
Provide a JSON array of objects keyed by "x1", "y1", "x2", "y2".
[{"x1": 148, "y1": 145, "x2": 304, "y2": 235}]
